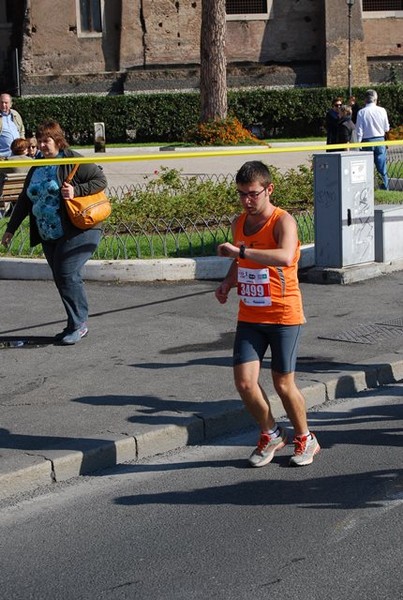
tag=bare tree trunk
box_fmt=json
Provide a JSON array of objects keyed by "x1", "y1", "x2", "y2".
[{"x1": 200, "y1": 0, "x2": 227, "y2": 122}]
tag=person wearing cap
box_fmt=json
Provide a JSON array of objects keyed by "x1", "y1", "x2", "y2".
[{"x1": 356, "y1": 89, "x2": 390, "y2": 190}]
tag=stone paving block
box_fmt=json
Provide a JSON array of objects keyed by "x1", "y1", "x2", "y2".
[
  {"x1": 0, "y1": 453, "x2": 53, "y2": 500},
  {"x1": 136, "y1": 419, "x2": 204, "y2": 461}
]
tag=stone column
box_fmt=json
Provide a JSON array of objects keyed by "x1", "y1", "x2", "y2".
[
  {"x1": 324, "y1": 0, "x2": 369, "y2": 89},
  {"x1": 120, "y1": 0, "x2": 144, "y2": 69}
]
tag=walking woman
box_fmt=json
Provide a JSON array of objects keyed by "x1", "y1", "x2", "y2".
[
  {"x1": 336, "y1": 105, "x2": 356, "y2": 149},
  {"x1": 1, "y1": 120, "x2": 107, "y2": 345}
]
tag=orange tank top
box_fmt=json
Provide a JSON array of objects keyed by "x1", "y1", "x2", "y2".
[{"x1": 234, "y1": 207, "x2": 305, "y2": 325}]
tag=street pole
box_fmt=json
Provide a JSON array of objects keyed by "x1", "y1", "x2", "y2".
[{"x1": 346, "y1": 0, "x2": 355, "y2": 98}]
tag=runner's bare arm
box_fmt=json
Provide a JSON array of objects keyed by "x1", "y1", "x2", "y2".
[
  {"x1": 215, "y1": 217, "x2": 239, "y2": 303},
  {"x1": 218, "y1": 213, "x2": 298, "y2": 267}
]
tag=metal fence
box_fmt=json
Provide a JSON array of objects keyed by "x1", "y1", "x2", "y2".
[
  {"x1": 1, "y1": 207, "x2": 315, "y2": 260},
  {"x1": 87, "y1": 166, "x2": 315, "y2": 260},
  {"x1": 387, "y1": 146, "x2": 403, "y2": 191},
  {"x1": 2, "y1": 147, "x2": 403, "y2": 259},
  {"x1": 96, "y1": 209, "x2": 314, "y2": 260}
]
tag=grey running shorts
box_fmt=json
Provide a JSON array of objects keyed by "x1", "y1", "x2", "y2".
[{"x1": 233, "y1": 321, "x2": 302, "y2": 374}]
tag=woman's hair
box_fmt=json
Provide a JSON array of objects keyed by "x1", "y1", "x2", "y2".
[
  {"x1": 236, "y1": 161, "x2": 272, "y2": 186},
  {"x1": 35, "y1": 120, "x2": 69, "y2": 149},
  {"x1": 10, "y1": 137, "x2": 29, "y2": 155},
  {"x1": 340, "y1": 105, "x2": 352, "y2": 117}
]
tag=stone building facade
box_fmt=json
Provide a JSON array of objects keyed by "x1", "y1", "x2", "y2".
[{"x1": 0, "y1": 0, "x2": 402, "y2": 95}]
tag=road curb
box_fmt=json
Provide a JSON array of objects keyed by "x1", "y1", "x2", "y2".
[
  {"x1": 0, "y1": 245, "x2": 315, "y2": 282},
  {"x1": 4, "y1": 247, "x2": 403, "y2": 284},
  {"x1": 1, "y1": 355, "x2": 402, "y2": 500}
]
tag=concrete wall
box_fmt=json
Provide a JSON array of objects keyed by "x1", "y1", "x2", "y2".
[
  {"x1": 226, "y1": 1, "x2": 322, "y2": 64},
  {"x1": 324, "y1": 0, "x2": 369, "y2": 88},
  {"x1": 15, "y1": 0, "x2": 401, "y2": 94},
  {"x1": 363, "y1": 17, "x2": 403, "y2": 59},
  {"x1": 123, "y1": 1, "x2": 322, "y2": 68},
  {"x1": 142, "y1": 0, "x2": 201, "y2": 66},
  {"x1": 20, "y1": 0, "x2": 123, "y2": 75}
]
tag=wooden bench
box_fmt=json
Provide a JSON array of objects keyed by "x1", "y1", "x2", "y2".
[{"x1": 0, "y1": 172, "x2": 27, "y2": 217}]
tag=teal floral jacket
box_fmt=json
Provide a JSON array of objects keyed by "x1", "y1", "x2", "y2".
[{"x1": 6, "y1": 148, "x2": 107, "y2": 246}]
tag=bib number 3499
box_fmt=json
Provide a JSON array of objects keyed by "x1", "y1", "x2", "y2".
[{"x1": 237, "y1": 267, "x2": 271, "y2": 306}]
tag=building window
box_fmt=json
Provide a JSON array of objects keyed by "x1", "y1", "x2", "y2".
[
  {"x1": 0, "y1": 0, "x2": 16, "y2": 23},
  {"x1": 78, "y1": 0, "x2": 102, "y2": 35},
  {"x1": 5, "y1": 0, "x2": 17, "y2": 22},
  {"x1": 363, "y1": 0, "x2": 403, "y2": 8},
  {"x1": 226, "y1": 0, "x2": 267, "y2": 14},
  {"x1": 226, "y1": 0, "x2": 272, "y2": 20}
]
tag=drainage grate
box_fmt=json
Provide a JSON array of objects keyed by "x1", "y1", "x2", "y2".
[
  {"x1": 0, "y1": 337, "x2": 54, "y2": 349},
  {"x1": 318, "y1": 323, "x2": 403, "y2": 345},
  {"x1": 376, "y1": 317, "x2": 403, "y2": 328}
]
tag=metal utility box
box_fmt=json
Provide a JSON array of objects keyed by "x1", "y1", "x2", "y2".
[
  {"x1": 374, "y1": 204, "x2": 403, "y2": 262},
  {"x1": 314, "y1": 152, "x2": 374, "y2": 268}
]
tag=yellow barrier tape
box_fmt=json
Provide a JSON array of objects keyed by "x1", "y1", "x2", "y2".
[{"x1": 0, "y1": 139, "x2": 402, "y2": 169}]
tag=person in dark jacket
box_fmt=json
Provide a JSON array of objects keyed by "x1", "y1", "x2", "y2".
[
  {"x1": 1, "y1": 120, "x2": 107, "y2": 345},
  {"x1": 325, "y1": 97, "x2": 343, "y2": 151},
  {"x1": 336, "y1": 105, "x2": 356, "y2": 149}
]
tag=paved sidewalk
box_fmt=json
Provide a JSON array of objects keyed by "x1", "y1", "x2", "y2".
[
  {"x1": 1, "y1": 269, "x2": 403, "y2": 500},
  {"x1": 1, "y1": 141, "x2": 403, "y2": 499}
]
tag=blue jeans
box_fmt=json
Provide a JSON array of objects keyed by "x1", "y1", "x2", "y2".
[
  {"x1": 42, "y1": 228, "x2": 102, "y2": 330},
  {"x1": 362, "y1": 137, "x2": 389, "y2": 190}
]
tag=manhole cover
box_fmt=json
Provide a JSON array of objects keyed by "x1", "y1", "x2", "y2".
[
  {"x1": 376, "y1": 317, "x2": 403, "y2": 328},
  {"x1": 0, "y1": 340, "x2": 28, "y2": 349},
  {"x1": 0, "y1": 338, "x2": 53, "y2": 349},
  {"x1": 318, "y1": 323, "x2": 403, "y2": 345}
]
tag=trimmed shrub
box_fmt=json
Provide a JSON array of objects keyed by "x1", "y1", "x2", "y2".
[
  {"x1": 186, "y1": 116, "x2": 265, "y2": 145},
  {"x1": 12, "y1": 84, "x2": 403, "y2": 144}
]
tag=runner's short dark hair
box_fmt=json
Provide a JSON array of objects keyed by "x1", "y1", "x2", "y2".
[{"x1": 236, "y1": 161, "x2": 272, "y2": 186}]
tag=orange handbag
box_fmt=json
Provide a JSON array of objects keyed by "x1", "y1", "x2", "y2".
[{"x1": 63, "y1": 164, "x2": 111, "y2": 229}]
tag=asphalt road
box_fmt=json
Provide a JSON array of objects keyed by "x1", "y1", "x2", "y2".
[{"x1": 0, "y1": 386, "x2": 402, "y2": 600}]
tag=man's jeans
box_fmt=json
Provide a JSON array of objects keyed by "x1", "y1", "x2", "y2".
[
  {"x1": 362, "y1": 137, "x2": 389, "y2": 190},
  {"x1": 42, "y1": 228, "x2": 102, "y2": 330}
]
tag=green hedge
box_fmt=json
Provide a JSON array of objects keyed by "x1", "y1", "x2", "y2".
[
  {"x1": 13, "y1": 84, "x2": 403, "y2": 144},
  {"x1": 14, "y1": 93, "x2": 201, "y2": 144}
]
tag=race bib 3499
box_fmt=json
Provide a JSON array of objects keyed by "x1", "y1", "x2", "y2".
[{"x1": 237, "y1": 267, "x2": 271, "y2": 306}]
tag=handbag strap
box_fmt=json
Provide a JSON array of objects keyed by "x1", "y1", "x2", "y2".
[{"x1": 64, "y1": 164, "x2": 80, "y2": 185}]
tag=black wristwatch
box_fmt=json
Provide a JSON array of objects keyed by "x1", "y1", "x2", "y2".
[{"x1": 239, "y1": 244, "x2": 246, "y2": 259}]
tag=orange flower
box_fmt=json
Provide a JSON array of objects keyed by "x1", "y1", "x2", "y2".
[{"x1": 186, "y1": 117, "x2": 268, "y2": 146}]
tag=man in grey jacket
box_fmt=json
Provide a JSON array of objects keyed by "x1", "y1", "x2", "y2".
[
  {"x1": 0, "y1": 93, "x2": 25, "y2": 157},
  {"x1": 356, "y1": 89, "x2": 390, "y2": 190}
]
